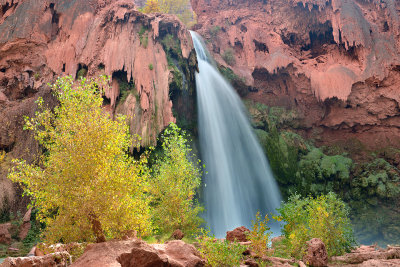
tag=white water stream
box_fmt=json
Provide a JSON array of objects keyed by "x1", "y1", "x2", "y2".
[{"x1": 190, "y1": 31, "x2": 282, "y2": 237}]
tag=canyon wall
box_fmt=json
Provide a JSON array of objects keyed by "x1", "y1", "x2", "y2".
[
  {"x1": 0, "y1": 0, "x2": 196, "y2": 211},
  {"x1": 192, "y1": 0, "x2": 400, "y2": 150}
]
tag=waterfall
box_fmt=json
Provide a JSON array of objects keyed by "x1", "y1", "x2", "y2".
[{"x1": 190, "y1": 31, "x2": 282, "y2": 237}]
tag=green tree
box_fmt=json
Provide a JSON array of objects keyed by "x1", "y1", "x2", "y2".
[
  {"x1": 150, "y1": 123, "x2": 203, "y2": 236},
  {"x1": 276, "y1": 193, "x2": 355, "y2": 258},
  {"x1": 9, "y1": 76, "x2": 152, "y2": 243},
  {"x1": 142, "y1": 0, "x2": 197, "y2": 27}
]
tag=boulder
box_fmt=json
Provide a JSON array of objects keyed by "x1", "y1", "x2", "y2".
[
  {"x1": 331, "y1": 245, "x2": 400, "y2": 265},
  {"x1": 302, "y1": 238, "x2": 328, "y2": 267},
  {"x1": 171, "y1": 229, "x2": 184, "y2": 240},
  {"x1": 0, "y1": 251, "x2": 71, "y2": 267},
  {"x1": 226, "y1": 226, "x2": 250, "y2": 242},
  {"x1": 0, "y1": 223, "x2": 12, "y2": 245},
  {"x1": 71, "y1": 238, "x2": 204, "y2": 267}
]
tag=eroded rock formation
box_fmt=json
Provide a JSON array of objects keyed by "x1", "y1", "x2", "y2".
[
  {"x1": 0, "y1": 0, "x2": 196, "y2": 210},
  {"x1": 192, "y1": 0, "x2": 400, "y2": 149}
]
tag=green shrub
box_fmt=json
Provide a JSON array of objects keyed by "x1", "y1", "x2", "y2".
[
  {"x1": 148, "y1": 63, "x2": 154, "y2": 70},
  {"x1": 197, "y1": 229, "x2": 246, "y2": 267},
  {"x1": 247, "y1": 211, "x2": 271, "y2": 257},
  {"x1": 351, "y1": 158, "x2": 400, "y2": 199},
  {"x1": 76, "y1": 68, "x2": 87, "y2": 79},
  {"x1": 150, "y1": 123, "x2": 203, "y2": 236},
  {"x1": 209, "y1": 25, "x2": 221, "y2": 39},
  {"x1": 222, "y1": 48, "x2": 235, "y2": 66},
  {"x1": 276, "y1": 193, "x2": 356, "y2": 258},
  {"x1": 139, "y1": 26, "x2": 149, "y2": 48}
]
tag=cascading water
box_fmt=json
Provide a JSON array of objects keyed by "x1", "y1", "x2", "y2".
[{"x1": 190, "y1": 31, "x2": 282, "y2": 237}]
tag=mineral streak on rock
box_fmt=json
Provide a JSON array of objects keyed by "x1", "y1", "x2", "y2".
[{"x1": 191, "y1": 0, "x2": 400, "y2": 149}]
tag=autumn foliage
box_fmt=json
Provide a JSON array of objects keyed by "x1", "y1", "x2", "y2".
[{"x1": 9, "y1": 76, "x2": 202, "y2": 243}]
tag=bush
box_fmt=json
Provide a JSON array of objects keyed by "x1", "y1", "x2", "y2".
[
  {"x1": 139, "y1": 26, "x2": 149, "y2": 48},
  {"x1": 197, "y1": 229, "x2": 246, "y2": 267},
  {"x1": 9, "y1": 76, "x2": 152, "y2": 243},
  {"x1": 247, "y1": 211, "x2": 271, "y2": 257},
  {"x1": 150, "y1": 123, "x2": 203, "y2": 236},
  {"x1": 222, "y1": 48, "x2": 236, "y2": 66},
  {"x1": 276, "y1": 192, "x2": 355, "y2": 258},
  {"x1": 148, "y1": 63, "x2": 154, "y2": 70}
]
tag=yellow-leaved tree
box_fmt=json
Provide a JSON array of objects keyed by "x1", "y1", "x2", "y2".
[
  {"x1": 8, "y1": 76, "x2": 152, "y2": 243},
  {"x1": 142, "y1": 0, "x2": 197, "y2": 27},
  {"x1": 150, "y1": 123, "x2": 203, "y2": 236}
]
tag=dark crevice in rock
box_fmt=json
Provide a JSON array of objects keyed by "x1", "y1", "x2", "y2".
[
  {"x1": 253, "y1": 39, "x2": 269, "y2": 53},
  {"x1": 383, "y1": 21, "x2": 389, "y2": 32},
  {"x1": 49, "y1": 3, "x2": 60, "y2": 40},
  {"x1": 1, "y1": 2, "x2": 18, "y2": 18}
]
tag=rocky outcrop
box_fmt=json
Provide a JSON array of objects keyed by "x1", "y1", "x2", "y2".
[
  {"x1": 0, "y1": 251, "x2": 71, "y2": 267},
  {"x1": 226, "y1": 226, "x2": 250, "y2": 242},
  {"x1": 303, "y1": 238, "x2": 328, "y2": 267},
  {"x1": 0, "y1": 0, "x2": 196, "y2": 211},
  {"x1": 331, "y1": 245, "x2": 400, "y2": 265},
  {"x1": 0, "y1": 223, "x2": 11, "y2": 244},
  {"x1": 70, "y1": 239, "x2": 204, "y2": 267},
  {"x1": 191, "y1": 0, "x2": 400, "y2": 149}
]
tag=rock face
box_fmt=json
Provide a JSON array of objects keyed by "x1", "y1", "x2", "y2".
[
  {"x1": 0, "y1": 0, "x2": 196, "y2": 210},
  {"x1": 302, "y1": 238, "x2": 328, "y2": 267},
  {"x1": 191, "y1": 0, "x2": 400, "y2": 149},
  {"x1": 0, "y1": 251, "x2": 71, "y2": 267},
  {"x1": 0, "y1": 223, "x2": 11, "y2": 245},
  {"x1": 226, "y1": 226, "x2": 250, "y2": 242},
  {"x1": 332, "y1": 245, "x2": 400, "y2": 265},
  {"x1": 71, "y1": 239, "x2": 204, "y2": 267}
]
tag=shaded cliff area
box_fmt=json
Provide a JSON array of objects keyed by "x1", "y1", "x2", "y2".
[{"x1": 0, "y1": 0, "x2": 196, "y2": 215}]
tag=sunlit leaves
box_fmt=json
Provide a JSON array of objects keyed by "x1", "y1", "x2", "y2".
[
  {"x1": 9, "y1": 76, "x2": 152, "y2": 243},
  {"x1": 150, "y1": 123, "x2": 203, "y2": 236}
]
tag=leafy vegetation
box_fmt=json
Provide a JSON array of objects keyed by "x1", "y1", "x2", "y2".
[
  {"x1": 7, "y1": 76, "x2": 204, "y2": 246},
  {"x1": 9, "y1": 76, "x2": 152, "y2": 243},
  {"x1": 139, "y1": 26, "x2": 149, "y2": 48},
  {"x1": 119, "y1": 79, "x2": 137, "y2": 103},
  {"x1": 209, "y1": 25, "x2": 221, "y2": 40},
  {"x1": 148, "y1": 63, "x2": 154, "y2": 70},
  {"x1": 247, "y1": 211, "x2": 271, "y2": 257},
  {"x1": 222, "y1": 48, "x2": 236, "y2": 66},
  {"x1": 142, "y1": 0, "x2": 197, "y2": 27},
  {"x1": 197, "y1": 229, "x2": 246, "y2": 267},
  {"x1": 150, "y1": 124, "x2": 203, "y2": 236},
  {"x1": 276, "y1": 193, "x2": 356, "y2": 258}
]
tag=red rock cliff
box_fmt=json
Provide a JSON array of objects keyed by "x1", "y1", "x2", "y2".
[
  {"x1": 0, "y1": 0, "x2": 196, "y2": 209},
  {"x1": 192, "y1": 0, "x2": 400, "y2": 149}
]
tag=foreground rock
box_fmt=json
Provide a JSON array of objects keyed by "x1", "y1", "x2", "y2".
[
  {"x1": 0, "y1": 252, "x2": 71, "y2": 267},
  {"x1": 303, "y1": 238, "x2": 328, "y2": 267},
  {"x1": 0, "y1": 223, "x2": 11, "y2": 245},
  {"x1": 331, "y1": 245, "x2": 400, "y2": 265},
  {"x1": 71, "y1": 239, "x2": 204, "y2": 267},
  {"x1": 226, "y1": 226, "x2": 250, "y2": 242}
]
